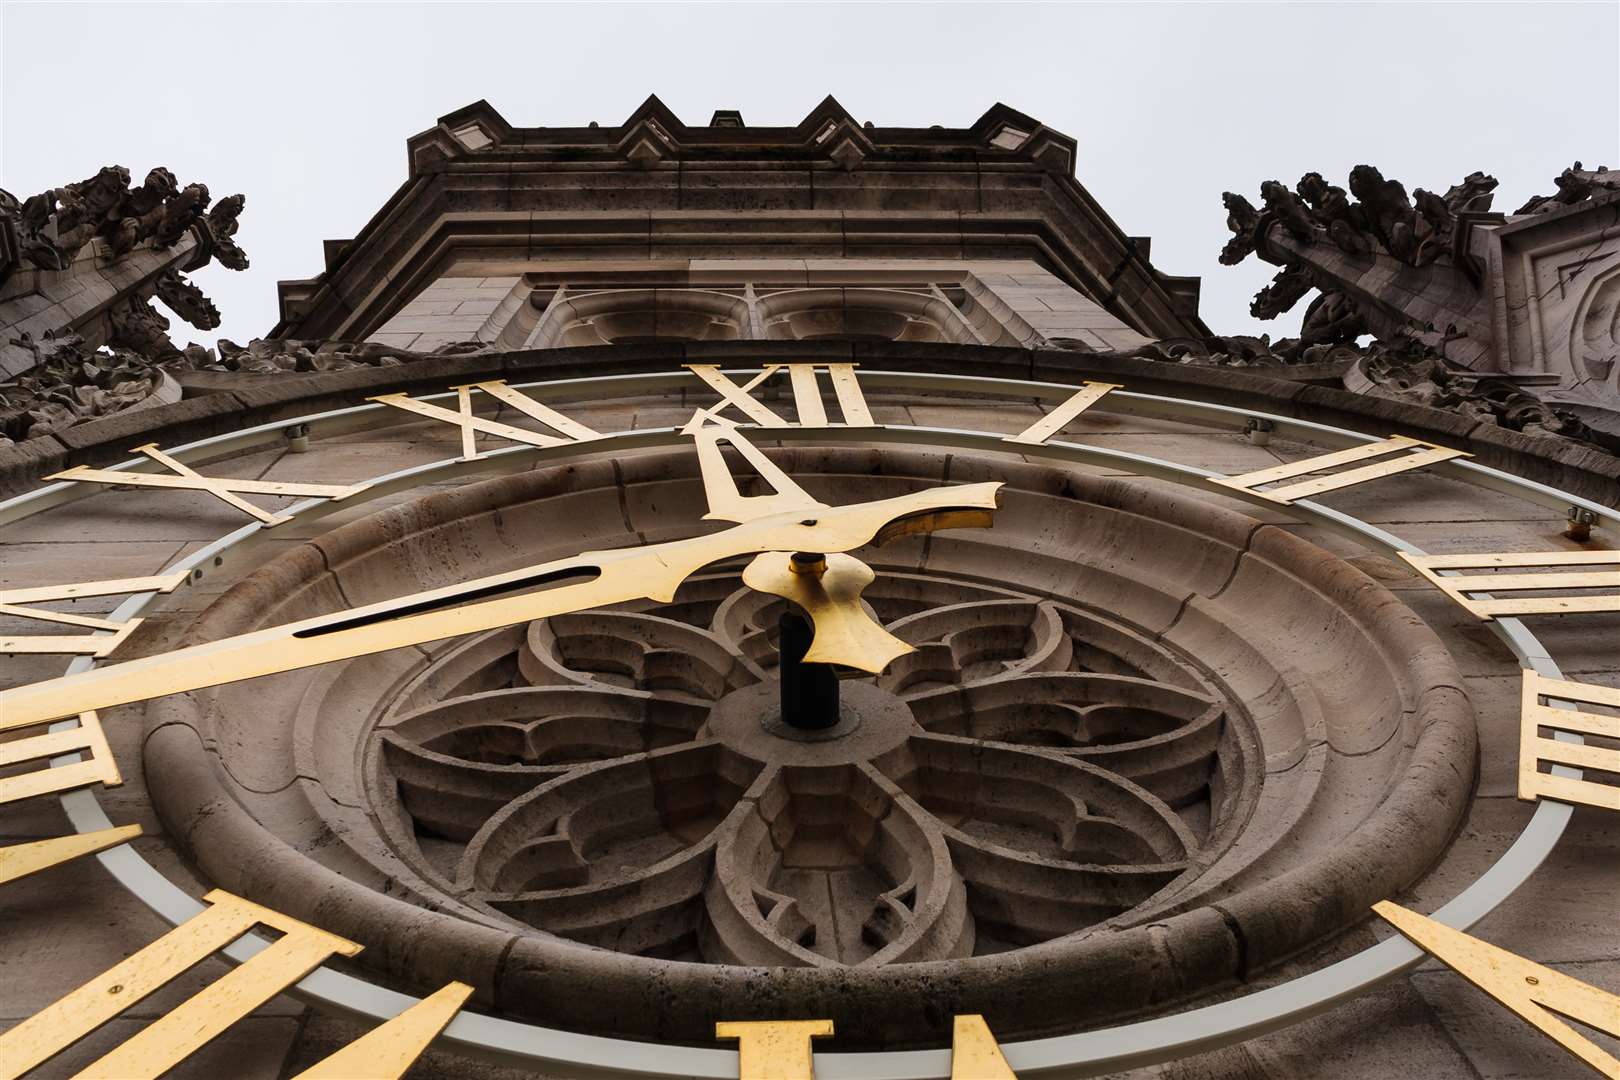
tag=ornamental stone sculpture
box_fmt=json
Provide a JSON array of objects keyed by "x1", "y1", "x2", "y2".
[
  {"x1": 0, "y1": 164, "x2": 251, "y2": 391},
  {"x1": 1216, "y1": 159, "x2": 1620, "y2": 436},
  {"x1": 0, "y1": 166, "x2": 245, "y2": 278},
  {"x1": 1514, "y1": 162, "x2": 1620, "y2": 214}
]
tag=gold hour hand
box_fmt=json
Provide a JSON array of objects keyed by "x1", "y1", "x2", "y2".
[
  {"x1": 0, "y1": 483, "x2": 1001, "y2": 728},
  {"x1": 684, "y1": 411, "x2": 825, "y2": 523},
  {"x1": 680, "y1": 410, "x2": 998, "y2": 672}
]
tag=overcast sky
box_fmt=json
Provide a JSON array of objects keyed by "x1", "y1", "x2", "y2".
[{"x1": 4, "y1": 2, "x2": 1617, "y2": 350}]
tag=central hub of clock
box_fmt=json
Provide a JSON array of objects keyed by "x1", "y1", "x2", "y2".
[
  {"x1": 776, "y1": 604, "x2": 842, "y2": 731},
  {"x1": 703, "y1": 672, "x2": 919, "y2": 766}
]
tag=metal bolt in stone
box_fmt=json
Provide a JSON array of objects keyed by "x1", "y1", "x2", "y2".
[{"x1": 1566, "y1": 505, "x2": 1598, "y2": 541}]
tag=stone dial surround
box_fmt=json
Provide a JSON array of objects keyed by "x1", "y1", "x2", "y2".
[{"x1": 144, "y1": 447, "x2": 1475, "y2": 1046}]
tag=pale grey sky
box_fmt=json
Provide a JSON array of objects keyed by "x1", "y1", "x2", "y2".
[{"x1": 4, "y1": 2, "x2": 1617, "y2": 350}]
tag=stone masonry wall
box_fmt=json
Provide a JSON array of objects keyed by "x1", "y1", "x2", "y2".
[{"x1": 362, "y1": 260, "x2": 1150, "y2": 353}]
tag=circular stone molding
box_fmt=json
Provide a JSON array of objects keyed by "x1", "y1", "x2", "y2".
[{"x1": 144, "y1": 447, "x2": 1475, "y2": 1047}]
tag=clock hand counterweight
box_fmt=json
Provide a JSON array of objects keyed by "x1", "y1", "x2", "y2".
[{"x1": 0, "y1": 484, "x2": 1000, "y2": 728}]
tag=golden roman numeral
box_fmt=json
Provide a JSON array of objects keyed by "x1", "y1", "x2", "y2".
[
  {"x1": 1519, "y1": 671, "x2": 1620, "y2": 812},
  {"x1": 0, "y1": 825, "x2": 142, "y2": 886},
  {"x1": 369, "y1": 379, "x2": 601, "y2": 461},
  {"x1": 950, "y1": 1014, "x2": 1017, "y2": 1078},
  {"x1": 47, "y1": 445, "x2": 365, "y2": 527},
  {"x1": 1376, "y1": 901, "x2": 1620, "y2": 1077},
  {"x1": 0, "y1": 711, "x2": 120, "y2": 805},
  {"x1": 0, "y1": 890, "x2": 472, "y2": 1080},
  {"x1": 686, "y1": 363, "x2": 874, "y2": 428},
  {"x1": 291, "y1": 981, "x2": 473, "y2": 1080},
  {"x1": 0, "y1": 572, "x2": 187, "y2": 657},
  {"x1": 1398, "y1": 550, "x2": 1620, "y2": 620},
  {"x1": 714, "y1": 1020, "x2": 834, "y2": 1080},
  {"x1": 0, "y1": 890, "x2": 361, "y2": 1080},
  {"x1": 1209, "y1": 434, "x2": 1467, "y2": 504},
  {"x1": 1005, "y1": 381, "x2": 1120, "y2": 445},
  {"x1": 711, "y1": 1015, "x2": 1018, "y2": 1078}
]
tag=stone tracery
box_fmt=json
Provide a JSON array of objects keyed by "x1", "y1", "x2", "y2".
[
  {"x1": 142, "y1": 447, "x2": 1475, "y2": 1043},
  {"x1": 375, "y1": 576, "x2": 1224, "y2": 966}
]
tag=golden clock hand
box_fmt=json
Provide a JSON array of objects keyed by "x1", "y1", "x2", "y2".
[
  {"x1": 679, "y1": 410, "x2": 945, "y2": 669},
  {"x1": 743, "y1": 552, "x2": 911, "y2": 669},
  {"x1": 683, "y1": 411, "x2": 825, "y2": 524},
  {"x1": 0, "y1": 483, "x2": 1000, "y2": 728}
]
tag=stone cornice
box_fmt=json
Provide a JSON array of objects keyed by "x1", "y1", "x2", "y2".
[
  {"x1": 6, "y1": 341, "x2": 1613, "y2": 506},
  {"x1": 275, "y1": 100, "x2": 1207, "y2": 342}
]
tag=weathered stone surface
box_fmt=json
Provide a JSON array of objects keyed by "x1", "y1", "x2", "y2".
[
  {"x1": 0, "y1": 433, "x2": 66, "y2": 495},
  {"x1": 133, "y1": 445, "x2": 1475, "y2": 1047},
  {"x1": 0, "y1": 166, "x2": 250, "y2": 395},
  {"x1": 1217, "y1": 162, "x2": 1620, "y2": 436},
  {"x1": 3, "y1": 97, "x2": 1616, "y2": 1080}
]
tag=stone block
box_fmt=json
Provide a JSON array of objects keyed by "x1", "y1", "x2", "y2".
[
  {"x1": 0, "y1": 435, "x2": 67, "y2": 495},
  {"x1": 224, "y1": 354, "x2": 507, "y2": 420},
  {"x1": 364, "y1": 331, "x2": 421, "y2": 348},
  {"x1": 1463, "y1": 424, "x2": 1620, "y2": 508},
  {"x1": 1183, "y1": 978, "x2": 1475, "y2": 1079},
  {"x1": 52, "y1": 393, "x2": 257, "y2": 463},
  {"x1": 1034, "y1": 354, "x2": 1309, "y2": 414},
  {"x1": 1293, "y1": 384, "x2": 1479, "y2": 445},
  {"x1": 850, "y1": 339, "x2": 1033, "y2": 380},
  {"x1": 374, "y1": 315, "x2": 489, "y2": 334},
  {"x1": 397, "y1": 299, "x2": 463, "y2": 316}
]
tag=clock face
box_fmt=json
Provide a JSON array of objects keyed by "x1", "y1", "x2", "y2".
[{"x1": 1, "y1": 358, "x2": 1615, "y2": 1078}]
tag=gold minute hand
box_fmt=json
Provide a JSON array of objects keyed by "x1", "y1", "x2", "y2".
[{"x1": 0, "y1": 483, "x2": 1000, "y2": 728}]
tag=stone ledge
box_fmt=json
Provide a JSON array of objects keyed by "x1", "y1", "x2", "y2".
[
  {"x1": 1, "y1": 342, "x2": 1614, "y2": 507},
  {"x1": 47, "y1": 393, "x2": 252, "y2": 457},
  {"x1": 0, "y1": 435, "x2": 67, "y2": 496}
]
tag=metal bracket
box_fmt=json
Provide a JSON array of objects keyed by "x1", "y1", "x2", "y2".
[{"x1": 1566, "y1": 505, "x2": 1598, "y2": 542}]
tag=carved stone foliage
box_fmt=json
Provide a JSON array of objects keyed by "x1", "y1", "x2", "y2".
[
  {"x1": 1219, "y1": 160, "x2": 1619, "y2": 379},
  {"x1": 205, "y1": 194, "x2": 249, "y2": 271},
  {"x1": 173, "y1": 336, "x2": 495, "y2": 375},
  {"x1": 0, "y1": 332, "x2": 172, "y2": 444},
  {"x1": 0, "y1": 327, "x2": 496, "y2": 442},
  {"x1": 0, "y1": 166, "x2": 245, "y2": 275},
  {"x1": 1219, "y1": 165, "x2": 1502, "y2": 349},
  {"x1": 153, "y1": 269, "x2": 221, "y2": 331},
  {"x1": 106, "y1": 295, "x2": 179, "y2": 360},
  {"x1": 1515, "y1": 162, "x2": 1620, "y2": 215},
  {"x1": 1048, "y1": 332, "x2": 1354, "y2": 368},
  {"x1": 1348, "y1": 339, "x2": 1620, "y2": 454},
  {"x1": 1045, "y1": 333, "x2": 1617, "y2": 455},
  {"x1": 376, "y1": 573, "x2": 1224, "y2": 967},
  {"x1": 0, "y1": 166, "x2": 249, "y2": 355}
]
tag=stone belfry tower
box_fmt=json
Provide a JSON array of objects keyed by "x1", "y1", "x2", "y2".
[{"x1": 272, "y1": 95, "x2": 1207, "y2": 356}]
